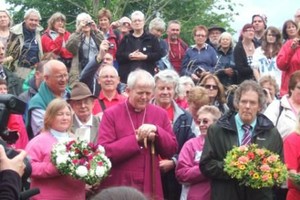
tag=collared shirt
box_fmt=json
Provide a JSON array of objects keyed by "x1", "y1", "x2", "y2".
[
  {"x1": 235, "y1": 113, "x2": 257, "y2": 145},
  {"x1": 92, "y1": 90, "x2": 126, "y2": 115},
  {"x1": 50, "y1": 129, "x2": 70, "y2": 142},
  {"x1": 74, "y1": 114, "x2": 93, "y2": 142}
]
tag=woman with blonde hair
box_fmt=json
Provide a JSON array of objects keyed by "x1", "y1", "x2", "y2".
[{"x1": 25, "y1": 98, "x2": 85, "y2": 200}]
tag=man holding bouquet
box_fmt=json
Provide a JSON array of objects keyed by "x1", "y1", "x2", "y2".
[{"x1": 200, "y1": 80, "x2": 283, "y2": 200}]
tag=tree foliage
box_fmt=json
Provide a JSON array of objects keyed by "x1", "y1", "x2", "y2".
[{"x1": 6, "y1": 0, "x2": 239, "y2": 44}]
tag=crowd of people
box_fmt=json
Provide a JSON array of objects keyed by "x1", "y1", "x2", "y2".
[{"x1": 1, "y1": 6, "x2": 300, "y2": 200}]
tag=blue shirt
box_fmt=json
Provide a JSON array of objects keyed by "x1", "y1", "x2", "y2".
[{"x1": 235, "y1": 113, "x2": 257, "y2": 146}]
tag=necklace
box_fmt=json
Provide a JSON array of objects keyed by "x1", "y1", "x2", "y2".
[
  {"x1": 125, "y1": 102, "x2": 147, "y2": 133},
  {"x1": 168, "y1": 38, "x2": 182, "y2": 59}
]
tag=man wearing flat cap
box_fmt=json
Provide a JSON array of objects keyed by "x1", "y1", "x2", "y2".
[
  {"x1": 68, "y1": 82, "x2": 100, "y2": 144},
  {"x1": 207, "y1": 25, "x2": 226, "y2": 50}
]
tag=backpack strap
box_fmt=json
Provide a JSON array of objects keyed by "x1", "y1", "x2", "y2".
[{"x1": 98, "y1": 99, "x2": 106, "y2": 111}]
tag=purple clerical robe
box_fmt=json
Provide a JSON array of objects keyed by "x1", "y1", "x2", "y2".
[{"x1": 98, "y1": 101, "x2": 178, "y2": 200}]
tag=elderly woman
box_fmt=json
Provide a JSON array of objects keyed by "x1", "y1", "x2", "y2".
[
  {"x1": 233, "y1": 23, "x2": 256, "y2": 84},
  {"x1": 25, "y1": 98, "x2": 85, "y2": 200},
  {"x1": 116, "y1": 11, "x2": 163, "y2": 83},
  {"x1": 200, "y1": 74, "x2": 228, "y2": 114},
  {"x1": 181, "y1": 25, "x2": 217, "y2": 83},
  {"x1": 152, "y1": 69, "x2": 196, "y2": 200},
  {"x1": 176, "y1": 105, "x2": 221, "y2": 200},
  {"x1": 259, "y1": 75, "x2": 279, "y2": 107},
  {"x1": 252, "y1": 26, "x2": 282, "y2": 87},
  {"x1": 214, "y1": 32, "x2": 237, "y2": 87},
  {"x1": 282, "y1": 20, "x2": 298, "y2": 43},
  {"x1": 0, "y1": 10, "x2": 12, "y2": 50},
  {"x1": 149, "y1": 17, "x2": 172, "y2": 71},
  {"x1": 41, "y1": 12, "x2": 73, "y2": 70},
  {"x1": 277, "y1": 26, "x2": 300, "y2": 96},
  {"x1": 186, "y1": 86, "x2": 210, "y2": 122},
  {"x1": 284, "y1": 114, "x2": 300, "y2": 200},
  {"x1": 176, "y1": 76, "x2": 195, "y2": 109},
  {"x1": 66, "y1": 12, "x2": 104, "y2": 87}
]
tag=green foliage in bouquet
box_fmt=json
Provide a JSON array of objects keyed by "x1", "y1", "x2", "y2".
[
  {"x1": 224, "y1": 144, "x2": 288, "y2": 189},
  {"x1": 289, "y1": 172, "x2": 300, "y2": 186},
  {"x1": 51, "y1": 139, "x2": 112, "y2": 185}
]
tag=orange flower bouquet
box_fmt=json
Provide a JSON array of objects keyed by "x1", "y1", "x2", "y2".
[{"x1": 224, "y1": 144, "x2": 287, "y2": 189}]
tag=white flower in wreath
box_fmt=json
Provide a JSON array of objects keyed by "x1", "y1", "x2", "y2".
[
  {"x1": 55, "y1": 143, "x2": 67, "y2": 152},
  {"x1": 76, "y1": 165, "x2": 88, "y2": 177},
  {"x1": 103, "y1": 156, "x2": 112, "y2": 168},
  {"x1": 56, "y1": 154, "x2": 70, "y2": 165},
  {"x1": 96, "y1": 166, "x2": 105, "y2": 177},
  {"x1": 98, "y1": 145, "x2": 105, "y2": 154}
]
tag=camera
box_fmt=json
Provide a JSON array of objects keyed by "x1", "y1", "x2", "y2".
[
  {"x1": 0, "y1": 94, "x2": 32, "y2": 189},
  {"x1": 109, "y1": 43, "x2": 115, "y2": 49},
  {"x1": 193, "y1": 66, "x2": 205, "y2": 77},
  {"x1": 86, "y1": 21, "x2": 93, "y2": 26}
]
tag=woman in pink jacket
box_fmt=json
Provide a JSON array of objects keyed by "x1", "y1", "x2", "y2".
[
  {"x1": 25, "y1": 99, "x2": 85, "y2": 200},
  {"x1": 176, "y1": 105, "x2": 221, "y2": 200},
  {"x1": 277, "y1": 27, "x2": 300, "y2": 97}
]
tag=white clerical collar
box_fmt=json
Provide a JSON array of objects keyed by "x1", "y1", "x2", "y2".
[{"x1": 74, "y1": 114, "x2": 93, "y2": 127}]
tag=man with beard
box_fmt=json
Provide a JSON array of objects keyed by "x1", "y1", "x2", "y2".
[{"x1": 165, "y1": 20, "x2": 188, "y2": 74}]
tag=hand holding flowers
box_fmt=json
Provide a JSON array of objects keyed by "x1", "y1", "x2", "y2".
[
  {"x1": 224, "y1": 144, "x2": 287, "y2": 189},
  {"x1": 51, "y1": 139, "x2": 111, "y2": 185}
]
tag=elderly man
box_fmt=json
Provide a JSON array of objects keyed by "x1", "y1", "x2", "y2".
[
  {"x1": 152, "y1": 69, "x2": 196, "y2": 200},
  {"x1": 200, "y1": 80, "x2": 283, "y2": 200},
  {"x1": 98, "y1": 69, "x2": 177, "y2": 200},
  {"x1": 116, "y1": 11, "x2": 163, "y2": 83},
  {"x1": 207, "y1": 25, "x2": 225, "y2": 50},
  {"x1": 92, "y1": 65, "x2": 126, "y2": 117},
  {"x1": 251, "y1": 14, "x2": 267, "y2": 47},
  {"x1": 68, "y1": 82, "x2": 99, "y2": 144},
  {"x1": 165, "y1": 20, "x2": 188, "y2": 74},
  {"x1": 27, "y1": 60, "x2": 69, "y2": 139},
  {"x1": 6, "y1": 8, "x2": 43, "y2": 80}
]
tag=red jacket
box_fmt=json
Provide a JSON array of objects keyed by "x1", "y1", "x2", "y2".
[
  {"x1": 7, "y1": 114, "x2": 28, "y2": 149},
  {"x1": 277, "y1": 39, "x2": 300, "y2": 96},
  {"x1": 41, "y1": 29, "x2": 73, "y2": 59}
]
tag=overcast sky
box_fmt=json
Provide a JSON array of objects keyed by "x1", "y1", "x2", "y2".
[
  {"x1": 0, "y1": 0, "x2": 299, "y2": 40},
  {"x1": 230, "y1": 0, "x2": 299, "y2": 39}
]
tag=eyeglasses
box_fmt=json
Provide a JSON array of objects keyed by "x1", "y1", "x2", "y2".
[
  {"x1": 52, "y1": 74, "x2": 68, "y2": 81},
  {"x1": 196, "y1": 118, "x2": 209, "y2": 125},
  {"x1": 195, "y1": 34, "x2": 206, "y2": 38},
  {"x1": 203, "y1": 84, "x2": 218, "y2": 90},
  {"x1": 99, "y1": 75, "x2": 117, "y2": 79}
]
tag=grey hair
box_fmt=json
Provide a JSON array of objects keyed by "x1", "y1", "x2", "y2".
[
  {"x1": 197, "y1": 105, "x2": 222, "y2": 122},
  {"x1": 98, "y1": 65, "x2": 119, "y2": 77},
  {"x1": 177, "y1": 76, "x2": 195, "y2": 97},
  {"x1": 131, "y1": 11, "x2": 144, "y2": 21},
  {"x1": 43, "y1": 60, "x2": 65, "y2": 76},
  {"x1": 24, "y1": 8, "x2": 41, "y2": 20},
  {"x1": 76, "y1": 13, "x2": 92, "y2": 29},
  {"x1": 218, "y1": 32, "x2": 234, "y2": 48},
  {"x1": 127, "y1": 69, "x2": 154, "y2": 89},
  {"x1": 233, "y1": 80, "x2": 266, "y2": 111},
  {"x1": 47, "y1": 12, "x2": 66, "y2": 30},
  {"x1": 154, "y1": 69, "x2": 179, "y2": 96},
  {"x1": 149, "y1": 18, "x2": 166, "y2": 32},
  {"x1": 167, "y1": 20, "x2": 181, "y2": 29},
  {"x1": 0, "y1": 10, "x2": 13, "y2": 27}
]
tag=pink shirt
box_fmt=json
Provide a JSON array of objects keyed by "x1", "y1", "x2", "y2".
[{"x1": 25, "y1": 132, "x2": 85, "y2": 200}]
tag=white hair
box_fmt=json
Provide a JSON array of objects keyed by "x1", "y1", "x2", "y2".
[
  {"x1": 98, "y1": 65, "x2": 119, "y2": 77},
  {"x1": 24, "y1": 8, "x2": 41, "y2": 20},
  {"x1": 131, "y1": 11, "x2": 144, "y2": 21},
  {"x1": 149, "y1": 18, "x2": 166, "y2": 32},
  {"x1": 127, "y1": 69, "x2": 154, "y2": 89},
  {"x1": 76, "y1": 13, "x2": 92, "y2": 29},
  {"x1": 218, "y1": 32, "x2": 234, "y2": 48},
  {"x1": 154, "y1": 69, "x2": 179, "y2": 95}
]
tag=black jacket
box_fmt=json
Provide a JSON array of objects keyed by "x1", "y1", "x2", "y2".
[
  {"x1": 200, "y1": 111, "x2": 283, "y2": 200},
  {"x1": 116, "y1": 31, "x2": 163, "y2": 83},
  {"x1": 4, "y1": 67, "x2": 23, "y2": 96}
]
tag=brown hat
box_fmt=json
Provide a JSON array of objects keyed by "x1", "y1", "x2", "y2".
[{"x1": 68, "y1": 82, "x2": 96, "y2": 101}]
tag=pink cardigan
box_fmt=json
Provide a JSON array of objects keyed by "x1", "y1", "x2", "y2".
[
  {"x1": 25, "y1": 132, "x2": 85, "y2": 200},
  {"x1": 175, "y1": 135, "x2": 211, "y2": 200}
]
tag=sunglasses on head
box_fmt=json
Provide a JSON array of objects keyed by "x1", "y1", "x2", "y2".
[{"x1": 203, "y1": 84, "x2": 218, "y2": 90}]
